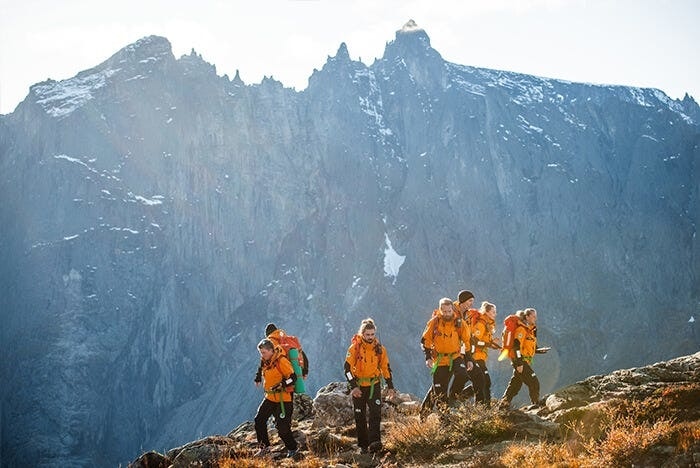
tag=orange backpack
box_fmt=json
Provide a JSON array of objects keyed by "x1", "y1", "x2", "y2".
[
  {"x1": 465, "y1": 308, "x2": 480, "y2": 328},
  {"x1": 276, "y1": 331, "x2": 305, "y2": 369},
  {"x1": 498, "y1": 314, "x2": 521, "y2": 361}
]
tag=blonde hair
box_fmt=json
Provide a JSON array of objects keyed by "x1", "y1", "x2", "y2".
[
  {"x1": 439, "y1": 297, "x2": 453, "y2": 307},
  {"x1": 358, "y1": 318, "x2": 376, "y2": 334},
  {"x1": 516, "y1": 308, "x2": 536, "y2": 320},
  {"x1": 479, "y1": 301, "x2": 495, "y2": 314}
]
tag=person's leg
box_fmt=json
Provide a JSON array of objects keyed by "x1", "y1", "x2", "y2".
[
  {"x1": 254, "y1": 399, "x2": 275, "y2": 448},
  {"x1": 502, "y1": 367, "x2": 524, "y2": 405},
  {"x1": 449, "y1": 358, "x2": 468, "y2": 404},
  {"x1": 432, "y1": 366, "x2": 451, "y2": 406},
  {"x1": 520, "y1": 362, "x2": 540, "y2": 404},
  {"x1": 419, "y1": 385, "x2": 434, "y2": 417},
  {"x1": 367, "y1": 382, "x2": 382, "y2": 450},
  {"x1": 352, "y1": 386, "x2": 370, "y2": 450},
  {"x1": 478, "y1": 360, "x2": 492, "y2": 405},
  {"x1": 468, "y1": 361, "x2": 486, "y2": 403},
  {"x1": 272, "y1": 399, "x2": 298, "y2": 450}
]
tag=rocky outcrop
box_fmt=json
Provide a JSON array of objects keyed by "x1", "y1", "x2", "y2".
[
  {"x1": 539, "y1": 351, "x2": 700, "y2": 425},
  {"x1": 1, "y1": 21, "x2": 698, "y2": 467}
]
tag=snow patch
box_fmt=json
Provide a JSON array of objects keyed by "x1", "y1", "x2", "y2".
[
  {"x1": 34, "y1": 68, "x2": 119, "y2": 118},
  {"x1": 383, "y1": 233, "x2": 405, "y2": 284}
]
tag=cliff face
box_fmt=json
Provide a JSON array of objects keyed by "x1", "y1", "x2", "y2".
[{"x1": 1, "y1": 24, "x2": 698, "y2": 466}]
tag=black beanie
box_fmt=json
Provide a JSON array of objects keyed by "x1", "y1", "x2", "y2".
[
  {"x1": 458, "y1": 290, "x2": 474, "y2": 304},
  {"x1": 265, "y1": 323, "x2": 277, "y2": 336}
]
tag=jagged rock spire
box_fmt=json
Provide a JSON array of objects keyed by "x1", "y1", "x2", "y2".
[{"x1": 335, "y1": 42, "x2": 350, "y2": 61}]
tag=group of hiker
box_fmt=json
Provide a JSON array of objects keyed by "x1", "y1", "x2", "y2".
[{"x1": 251, "y1": 289, "x2": 549, "y2": 458}]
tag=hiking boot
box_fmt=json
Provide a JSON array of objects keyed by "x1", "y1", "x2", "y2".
[
  {"x1": 368, "y1": 441, "x2": 383, "y2": 453},
  {"x1": 286, "y1": 448, "x2": 298, "y2": 458},
  {"x1": 253, "y1": 446, "x2": 270, "y2": 457}
]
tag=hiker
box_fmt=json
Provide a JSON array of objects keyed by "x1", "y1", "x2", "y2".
[
  {"x1": 344, "y1": 318, "x2": 396, "y2": 454},
  {"x1": 470, "y1": 301, "x2": 501, "y2": 405},
  {"x1": 255, "y1": 323, "x2": 309, "y2": 383},
  {"x1": 255, "y1": 323, "x2": 313, "y2": 419},
  {"x1": 420, "y1": 290, "x2": 479, "y2": 414},
  {"x1": 454, "y1": 290, "x2": 487, "y2": 404},
  {"x1": 253, "y1": 338, "x2": 299, "y2": 458},
  {"x1": 500, "y1": 308, "x2": 549, "y2": 408},
  {"x1": 421, "y1": 297, "x2": 473, "y2": 410}
]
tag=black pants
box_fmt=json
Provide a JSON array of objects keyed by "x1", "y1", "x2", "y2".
[
  {"x1": 433, "y1": 357, "x2": 468, "y2": 405},
  {"x1": 471, "y1": 359, "x2": 491, "y2": 404},
  {"x1": 352, "y1": 382, "x2": 382, "y2": 449},
  {"x1": 503, "y1": 361, "x2": 540, "y2": 404},
  {"x1": 254, "y1": 397, "x2": 297, "y2": 450},
  {"x1": 468, "y1": 360, "x2": 487, "y2": 404}
]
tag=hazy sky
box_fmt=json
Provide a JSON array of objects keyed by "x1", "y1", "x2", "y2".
[{"x1": 1, "y1": 0, "x2": 698, "y2": 115}]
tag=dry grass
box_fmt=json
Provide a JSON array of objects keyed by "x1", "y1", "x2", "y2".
[
  {"x1": 499, "y1": 393, "x2": 696, "y2": 468},
  {"x1": 219, "y1": 454, "x2": 328, "y2": 467},
  {"x1": 583, "y1": 414, "x2": 674, "y2": 466},
  {"x1": 384, "y1": 388, "x2": 699, "y2": 467},
  {"x1": 386, "y1": 404, "x2": 514, "y2": 461},
  {"x1": 499, "y1": 441, "x2": 584, "y2": 467}
]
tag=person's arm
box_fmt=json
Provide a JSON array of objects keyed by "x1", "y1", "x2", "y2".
[
  {"x1": 460, "y1": 323, "x2": 475, "y2": 362},
  {"x1": 512, "y1": 331, "x2": 525, "y2": 367},
  {"x1": 344, "y1": 345, "x2": 358, "y2": 388},
  {"x1": 421, "y1": 318, "x2": 435, "y2": 360},
  {"x1": 380, "y1": 346, "x2": 394, "y2": 389},
  {"x1": 281, "y1": 358, "x2": 297, "y2": 386},
  {"x1": 254, "y1": 362, "x2": 263, "y2": 385},
  {"x1": 301, "y1": 350, "x2": 309, "y2": 377}
]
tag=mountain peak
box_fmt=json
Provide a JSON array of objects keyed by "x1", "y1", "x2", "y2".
[
  {"x1": 399, "y1": 19, "x2": 423, "y2": 35},
  {"x1": 381, "y1": 20, "x2": 441, "y2": 64},
  {"x1": 116, "y1": 35, "x2": 173, "y2": 64},
  {"x1": 395, "y1": 19, "x2": 431, "y2": 47}
]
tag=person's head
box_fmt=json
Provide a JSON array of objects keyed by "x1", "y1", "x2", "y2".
[
  {"x1": 265, "y1": 323, "x2": 277, "y2": 336},
  {"x1": 257, "y1": 338, "x2": 275, "y2": 359},
  {"x1": 457, "y1": 290, "x2": 475, "y2": 311},
  {"x1": 438, "y1": 297, "x2": 454, "y2": 319},
  {"x1": 358, "y1": 318, "x2": 377, "y2": 343},
  {"x1": 480, "y1": 301, "x2": 496, "y2": 320},
  {"x1": 523, "y1": 308, "x2": 537, "y2": 326}
]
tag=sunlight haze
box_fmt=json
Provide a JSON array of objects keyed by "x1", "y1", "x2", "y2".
[{"x1": 0, "y1": 0, "x2": 698, "y2": 114}]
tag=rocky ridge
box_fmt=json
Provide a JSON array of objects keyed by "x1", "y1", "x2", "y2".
[{"x1": 129, "y1": 352, "x2": 700, "y2": 467}]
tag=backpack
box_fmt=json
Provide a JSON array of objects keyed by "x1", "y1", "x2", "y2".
[
  {"x1": 497, "y1": 314, "x2": 521, "y2": 361},
  {"x1": 276, "y1": 330, "x2": 305, "y2": 370},
  {"x1": 465, "y1": 308, "x2": 480, "y2": 329}
]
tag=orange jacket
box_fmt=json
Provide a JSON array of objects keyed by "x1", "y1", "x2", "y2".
[
  {"x1": 454, "y1": 301, "x2": 474, "y2": 336},
  {"x1": 471, "y1": 314, "x2": 497, "y2": 361},
  {"x1": 262, "y1": 346, "x2": 295, "y2": 402},
  {"x1": 345, "y1": 336, "x2": 392, "y2": 385},
  {"x1": 509, "y1": 321, "x2": 537, "y2": 363},
  {"x1": 421, "y1": 311, "x2": 470, "y2": 366}
]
